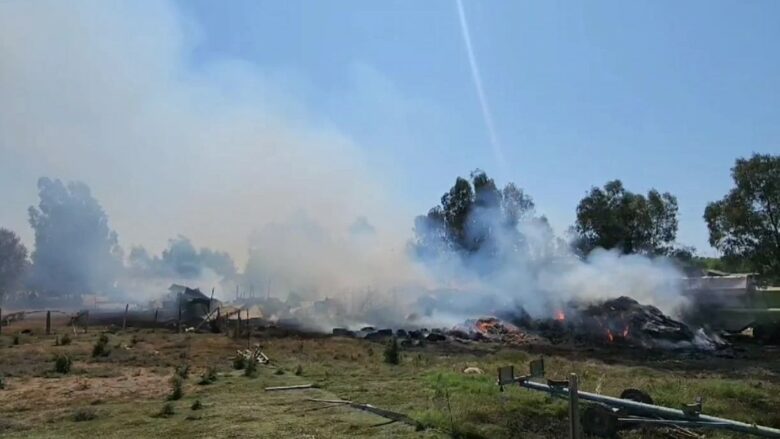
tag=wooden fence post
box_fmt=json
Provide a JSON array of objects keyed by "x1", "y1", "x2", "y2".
[
  {"x1": 569, "y1": 373, "x2": 581, "y2": 439},
  {"x1": 177, "y1": 293, "x2": 183, "y2": 333},
  {"x1": 0, "y1": 307, "x2": 3, "y2": 335},
  {"x1": 122, "y1": 304, "x2": 129, "y2": 330},
  {"x1": 153, "y1": 308, "x2": 158, "y2": 324},
  {"x1": 46, "y1": 310, "x2": 51, "y2": 335}
]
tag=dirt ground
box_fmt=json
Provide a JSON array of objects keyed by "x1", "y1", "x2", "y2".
[{"x1": 1, "y1": 314, "x2": 779, "y2": 438}]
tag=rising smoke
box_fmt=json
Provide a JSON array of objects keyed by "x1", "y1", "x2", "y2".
[{"x1": 0, "y1": 1, "x2": 686, "y2": 325}]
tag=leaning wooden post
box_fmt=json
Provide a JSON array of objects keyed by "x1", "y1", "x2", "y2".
[
  {"x1": 45, "y1": 310, "x2": 51, "y2": 335},
  {"x1": 153, "y1": 308, "x2": 158, "y2": 324},
  {"x1": 209, "y1": 288, "x2": 214, "y2": 313},
  {"x1": 122, "y1": 304, "x2": 129, "y2": 330},
  {"x1": 568, "y1": 373, "x2": 581, "y2": 439},
  {"x1": 177, "y1": 293, "x2": 183, "y2": 333},
  {"x1": 0, "y1": 307, "x2": 3, "y2": 335}
]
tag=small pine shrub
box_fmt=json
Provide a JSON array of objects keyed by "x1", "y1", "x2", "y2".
[
  {"x1": 158, "y1": 402, "x2": 175, "y2": 417},
  {"x1": 244, "y1": 358, "x2": 257, "y2": 378},
  {"x1": 198, "y1": 366, "x2": 218, "y2": 385},
  {"x1": 274, "y1": 369, "x2": 284, "y2": 375},
  {"x1": 54, "y1": 354, "x2": 72, "y2": 374},
  {"x1": 72, "y1": 408, "x2": 97, "y2": 422},
  {"x1": 232, "y1": 356, "x2": 247, "y2": 370},
  {"x1": 191, "y1": 400, "x2": 203, "y2": 411},
  {"x1": 383, "y1": 337, "x2": 400, "y2": 365},
  {"x1": 12, "y1": 334, "x2": 19, "y2": 345},
  {"x1": 294, "y1": 365, "x2": 303, "y2": 376},
  {"x1": 0, "y1": 374, "x2": 5, "y2": 390},
  {"x1": 175, "y1": 363, "x2": 190, "y2": 380},
  {"x1": 168, "y1": 375, "x2": 183, "y2": 401},
  {"x1": 61, "y1": 334, "x2": 72, "y2": 345}
]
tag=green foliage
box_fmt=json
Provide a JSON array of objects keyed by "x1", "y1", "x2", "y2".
[
  {"x1": 574, "y1": 179, "x2": 679, "y2": 256},
  {"x1": 383, "y1": 337, "x2": 400, "y2": 365},
  {"x1": 158, "y1": 402, "x2": 175, "y2": 417},
  {"x1": 0, "y1": 374, "x2": 5, "y2": 390},
  {"x1": 232, "y1": 355, "x2": 246, "y2": 370},
  {"x1": 294, "y1": 365, "x2": 303, "y2": 376},
  {"x1": 12, "y1": 334, "x2": 19, "y2": 345},
  {"x1": 191, "y1": 400, "x2": 203, "y2": 411},
  {"x1": 0, "y1": 228, "x2": 28, "y2": 301},
  {"x1": 92, "y1": 334, "x2": 110, "y2": 357},
  {"x1": 175, "y1": 363, "x2": 190, "y2": 380},
  {"x1": 413, "y1": 170, "x2": 535, "y2": 261},
  {"x1": 244, "y1": 358, "x2": 258, "y2": 378},
  {"x1": 168, "y1": 375, "x2": 183, "y2": 401},
  {"x1": 60, "y1": 334, "x2": 72, "y2": 345},
  {"x1": 71, "y1": 408, "x2": 97, "y2": 422},
  {"x1": 27, "y1": 178, "x2": 123, "y2": 296},
  {"x1": 54, "y1": 354, "x2": 72, "y2": 374},
  {"x1": 705, "y1": 153, "x2": 780, "y2": 281},
  {"x1": 198, "y1": 366, "x2": 218, "y2": 385}
]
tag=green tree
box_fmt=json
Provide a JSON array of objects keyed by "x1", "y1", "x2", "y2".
[
  {"x1": 28, "y1": 178, "x2": 123, "y2": 295},
  {"x1": 704, "y1": 154, "x2": 780, "y2": 281},
  {"x1": 573, "y1": 180, "x2": 679, "y2": 255},
  {"x1": 412, "y1": 170, "x2": 534, "y2": 259},
  {"x1": 0, "y1": 228, "x2": 28, "y2": 303}
]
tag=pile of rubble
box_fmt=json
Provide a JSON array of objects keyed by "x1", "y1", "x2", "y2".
[{"x1": 564, "y1": 296, "x2": 727, "y2": 350}]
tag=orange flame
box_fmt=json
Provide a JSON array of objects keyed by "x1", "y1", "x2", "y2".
[
  {"x1": 607, "y1": 330, "x2": 614, "y2": 342},
  {"x1": 622, "y1": 326, "x2": 629, "y2": 338},
  {"x1": 555, "y1": 310, "x2": 566, "y2": 321}
]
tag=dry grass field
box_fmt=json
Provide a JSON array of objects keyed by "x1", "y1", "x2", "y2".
[{"x1": 1, "y1": 315, "x2": 779, "y2": 438}]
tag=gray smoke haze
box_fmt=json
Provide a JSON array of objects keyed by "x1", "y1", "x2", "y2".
[{"x1": 0, "y1": 1, "x2": 685, "y2": 324}]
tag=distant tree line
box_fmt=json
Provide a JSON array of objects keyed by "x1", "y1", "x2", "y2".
[
  {"x1": 413, "y1": 153, "x2": 780, "y2": 282},
  {"x1": 0, "y1": 153, "x2": 778, "y2": 302}
]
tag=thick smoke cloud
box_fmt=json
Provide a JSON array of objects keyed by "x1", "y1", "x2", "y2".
[
  {"x1": 1, "y1": 1, "x2": 687, "y2": 324},
  {"x1": 128, "y1": 236, "x2": 236, "y2": 280}
]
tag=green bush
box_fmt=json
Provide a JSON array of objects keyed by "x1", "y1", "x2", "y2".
[
  {"x1": 54, "y1": 354, "x2": 72, "y2": 374},
  {"x1": 294, "y1": 365, "x2": 303, "y2": 376},
  {"x1": 168, "y1": 375, "x2": 183, "y2": 401},
  {"x1": 72, "y1": 408, "x2": 97, "y2": 422},
  {"x1": 0, "y1": 374, "x2": 5, "y2": 390},
  {"x1": 158, "y1": 402, "x2": 175, "y2": 418},
  {"x1": 12, "y1": 334, "x2": 19, "y2": 345},
  {"x1": 175, "y1": 363, "x2": 190, "y2": 380},
  {"x1": 232, "y1": 355, "x2": 247, "y2": 370},
  {"x1": 244, "y1": 358, "x2": 257, "y2": 378},
  {"x1": 198, "y1": 366, "x2": 218, "y2": 385},
  {"x1": 191, "y1": 400, "x2": 203, "y2": 411},
  {"x1": 92, "y1": 334, "x2": 110, "y2": 357},
  {"x1": 61, "y1": 334, "x2": 72, "y2": 345},
  {"x1": 384, "y1": 337, "x2": 400, "y2": 365}
]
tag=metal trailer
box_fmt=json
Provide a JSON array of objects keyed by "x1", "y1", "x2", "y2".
[{"x1": 497, "y1": 359, "x2": 780, "y2": 438}]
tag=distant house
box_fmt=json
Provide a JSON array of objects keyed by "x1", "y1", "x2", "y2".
[{"x1": 163, "y1": 284, "x2": 219, "y2": 321}]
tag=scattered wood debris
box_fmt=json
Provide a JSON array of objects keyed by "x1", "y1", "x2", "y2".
[
  {"x1": 265, "y1": 384, "x2": 314, "y2": 391},
  {"x1": 306, "y1": 398, "x2": 422, "y2": 430}
]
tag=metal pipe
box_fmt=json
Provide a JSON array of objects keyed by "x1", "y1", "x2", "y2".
[{"x1": 515, "y1": 379, "x2": 780, "y2": 438}]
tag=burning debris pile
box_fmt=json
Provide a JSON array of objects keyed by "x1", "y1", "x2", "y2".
[
  {"x1": 549, "y1": 296, "x2": 727, "y2": 350},
  {"x1": 451, "y1": 317, "x2": 532, "y2": 345}
]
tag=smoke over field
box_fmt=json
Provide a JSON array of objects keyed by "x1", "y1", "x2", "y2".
[{"x1": 0, "y1": 1, "x2": 685, "y2": 325}]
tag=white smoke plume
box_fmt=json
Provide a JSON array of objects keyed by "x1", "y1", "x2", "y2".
[{"x1": 0, "y1": 1, "x2": 685, "y2": 325}]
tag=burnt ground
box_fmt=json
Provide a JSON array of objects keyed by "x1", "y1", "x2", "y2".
[{"x1": 0, "y1": 314, "x2": 779, "y2": 438}]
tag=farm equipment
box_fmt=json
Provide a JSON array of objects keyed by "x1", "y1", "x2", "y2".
[{"x1": 497, "y1": 359, "x2": 780, "y2": 438}]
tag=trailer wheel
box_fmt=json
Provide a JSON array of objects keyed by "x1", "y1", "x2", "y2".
[
  {"x1": 581, "y1": 405, "x2": 618, "y2": 438},
  {"x1": 620, "y1": 388, "x2": 654, "y2": 405}
]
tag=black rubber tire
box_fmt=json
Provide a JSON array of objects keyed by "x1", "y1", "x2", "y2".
[
  {"x1": 581, "y1": 405, "x2": 618, "y2": 438},
  {"x1": 620, "y1": 388, "x2": 654, "y2": 405}
]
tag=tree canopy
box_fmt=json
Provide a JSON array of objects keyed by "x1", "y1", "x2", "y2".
[
  {"x1": 573, "y1": 180, "x2": 679, "y2": 256},
  {"x1": 28, "y1": 178, "x2": 123, "y2": 295},
  {"x1": 704, "y1": 153, "x2": 780, "y2": 281},
  {"x1": 0, "y1": 228, "x2": 28, "y2": 302},
  {"x1": 412, "y1": 170, "x2": 536, "y2": 266}
]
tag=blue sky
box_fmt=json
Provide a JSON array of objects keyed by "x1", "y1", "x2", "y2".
[
  {"x1": 1, "y1": 1, "x2": 777, "y2": 261},
  {"x1": 177, "y1": 0, "x2": 779, "y2": 254}
]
